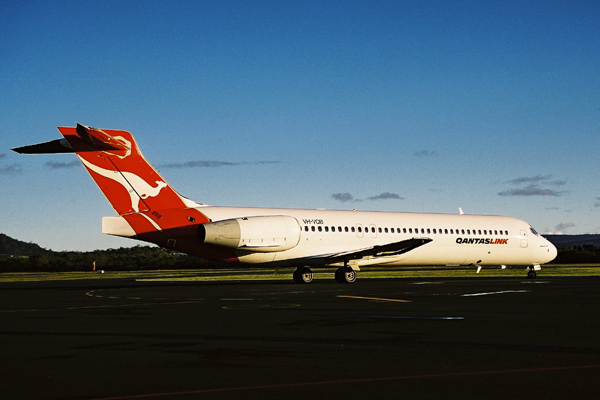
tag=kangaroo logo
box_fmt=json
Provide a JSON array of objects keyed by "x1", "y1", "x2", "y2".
[{"x1": 79, "y1": 156, "x2": 167, "y2": 213}]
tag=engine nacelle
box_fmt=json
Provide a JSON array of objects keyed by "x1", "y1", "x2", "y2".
[{"x1": 197, "y1": 215, "x2": 301, "y2": 252}]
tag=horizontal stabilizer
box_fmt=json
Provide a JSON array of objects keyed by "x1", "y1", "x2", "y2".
[
  {"x1": 12, "y1": 138, "x2": 74, "y2": 154},
  {"x1": 12, "y1": 123, "x2": 131, "y2": 155}
]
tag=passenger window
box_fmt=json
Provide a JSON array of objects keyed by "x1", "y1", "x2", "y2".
[
  {"x1": 467, "y1": 229, "x2": 470, "y2": 235},
  {"x1": 351, "y1": 227, "x2": 355, "y2": 232},
  {"x1": 409, "y1": 228, "x2": 413, "y2": 234},
  {"x1": 391, "y1": 228, "x2": 395, "y2": 233},
  {"x1": 345, "y1": 226, "x2": 349, "y2": 232},
  {"x1": 427, "y1": 228, "x2": 431, "y2": 234},
  {"x1": 384, "y1": 227, "x2": 388, "y2": 233},
  {"x1": 325, "y1": 226, "x2": 329, "y2": 232},
  {"x1": 358, "y1": 227, "x2": 362, "y2": 233},
  {"x1": 311, "y1": 226, "x2": 315, "y2": 232},
  {"x1": 378, "y1": 227, "x2": 382, "y2": 233},
  {"x1": 318, "y1": 226, "x2": 322, "y2": 232}
]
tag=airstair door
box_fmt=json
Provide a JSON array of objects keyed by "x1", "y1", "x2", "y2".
[{"x1": 520, "y1": 230, "x2": 528, "y2": 248}]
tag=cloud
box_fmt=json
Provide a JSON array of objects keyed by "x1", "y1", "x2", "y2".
[
  {"x1": 253, "y1": 161, "x2": 282, "y2": 165},
  {"x1": 367, "y1": 192, "x2": 405, "y2": 200},
  {"x1": 414, "y1": 150, "x2": 436, "y2": 157},
  {"x1": 549, "y1": 179, "x2": 567, "y2": 187},
  {"x1": 0, "y1": 164, "x2": 23, "y2": 174},
  {"x1": 160, "y1": 160, "x2": 280, "y2": 168},
  {"x1": 161, "y1": 160, "x2": 241, "y2": 168},
  {"x1": 332, "y1": 191, "x2": 405, "y2": 202},
  {"x1": 499, "y1": 175, "x2": 567, "y2": 197},
  {"x1": 45, "y1": 160, "x2": 80, "y2": 169},
  {"x1": 332, "y1": 193, "x2": 354, "y2": 203},
  {"x1": 505, "y1": 175, "x2": 550, "y2": 185},
  {"x1": 498, "y1": 185, "x2": 565, "y2": 197},
  {"x1": 554, "y1": 221, "x2": 575, "y2": 232}
]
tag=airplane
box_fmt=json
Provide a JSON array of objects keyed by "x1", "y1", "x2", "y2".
[{"x1": 13, "y1": 123, "x2": 557, "y2": 282}]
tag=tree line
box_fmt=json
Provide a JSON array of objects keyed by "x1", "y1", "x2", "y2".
[
  {"x1": 1, "y1": 244, "x2": 600, "y2": 272},
  {"x1": 0, "y1": 246, "x2": 212, "y2": 272}
]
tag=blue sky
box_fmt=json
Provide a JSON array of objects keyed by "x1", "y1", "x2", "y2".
[{"x1": 1, "y1": 1, "x2": 599, "y2": 251}]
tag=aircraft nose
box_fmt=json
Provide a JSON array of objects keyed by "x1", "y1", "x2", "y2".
[{"x1": 545, "y1": 241, "x2": 558, "y2": 263}]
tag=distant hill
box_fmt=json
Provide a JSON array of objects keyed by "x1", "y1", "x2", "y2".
[
  {"x1": 0, "y1": 233, "x2": 54, "y2": 257},
  {"x1": 543, "y1": 234, "x2": 600, "y2": 249}
]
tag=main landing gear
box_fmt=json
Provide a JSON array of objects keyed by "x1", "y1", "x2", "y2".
[
  {"x1": 335, "y1": 266, "x2": 357, "y2": 283},
  {"x1": 292, "y1": 266, "x2": 314, "y2": 283},
  {"x1": 292, "y1": 266, "x2": 357, "y2": 284}
]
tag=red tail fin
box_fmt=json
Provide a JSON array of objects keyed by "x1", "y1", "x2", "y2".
[
  {"x1": 58, "y1": 124, "x2": 186, "y2": 215},
  {"x1": 58, "y1": 124, "x2": 209, "y2": 235}
]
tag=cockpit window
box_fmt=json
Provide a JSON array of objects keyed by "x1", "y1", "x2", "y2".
[{"x1": 529, "y1": 226, "x2": 539, "y2": 236}]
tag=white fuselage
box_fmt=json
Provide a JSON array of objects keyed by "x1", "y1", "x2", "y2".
[{"x1": 196, "y1": 206, "x2": 557, "y2": 267}]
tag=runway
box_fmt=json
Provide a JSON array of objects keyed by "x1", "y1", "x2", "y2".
[{"x1": 1, "y1": 277, "x2": 599, "y2": 399}]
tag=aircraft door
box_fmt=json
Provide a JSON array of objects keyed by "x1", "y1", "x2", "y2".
[{"x1": 520, "y1": 230, "x2": 528, "y2": 248}]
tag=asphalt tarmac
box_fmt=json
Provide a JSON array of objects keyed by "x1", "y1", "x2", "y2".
[{"x1": 1, "y1": 276, "x2": 599, "y2": 400}]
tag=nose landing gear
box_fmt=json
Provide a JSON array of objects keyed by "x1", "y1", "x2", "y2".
[{"x1": 526, "y1": 264, "x2": 541, "y2": 279}]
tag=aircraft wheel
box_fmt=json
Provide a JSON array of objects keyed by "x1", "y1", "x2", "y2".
[
  {"x1": 527, "y1": 270, "x2": 537, "y2": 279},
  {"x1": 293, "y1": 267, "x2": 313, "y2": 284},
  {"x1": 335, "y1": 267, "x2": 357, "y2": 283}
]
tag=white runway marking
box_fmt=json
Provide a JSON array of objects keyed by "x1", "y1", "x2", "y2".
[
  {"x1": 461, "y1": 290, "x2": 529, "y2": 297},
  {"x1": 221, "y1": 298, "x2": 255, "y2": 301},
  {"x1": 338, "y1": 295, "x2": 411, "y2": 303}
]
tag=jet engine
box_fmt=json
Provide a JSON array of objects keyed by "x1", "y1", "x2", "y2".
[{"x1": 197, "y1": 215, "x2": 301, "y2": 252}]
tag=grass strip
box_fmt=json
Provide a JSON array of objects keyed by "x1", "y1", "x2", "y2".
[{"x1": 0, "y1": 264, "x2": 599, "y2": 283}]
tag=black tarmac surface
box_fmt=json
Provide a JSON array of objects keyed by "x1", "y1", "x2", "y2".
[{"x1": 1, "y1": 276, "x2": 599, "y2": 400}]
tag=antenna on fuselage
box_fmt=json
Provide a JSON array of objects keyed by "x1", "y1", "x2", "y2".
[{"x1": 459, "y1": 207, "x2": 464, "y2": 215}]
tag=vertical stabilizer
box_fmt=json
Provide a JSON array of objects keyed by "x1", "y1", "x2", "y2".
[{"x1": 56, "y1": 124, "x2": 209, "y2": 234}]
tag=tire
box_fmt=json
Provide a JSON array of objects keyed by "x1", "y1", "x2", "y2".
[
  {"x1": 335, "y1": 267, "x2": 357, "y2": 283},
  {"x1": 294, "y1": 267, "x2": 313, "y2": 283}
]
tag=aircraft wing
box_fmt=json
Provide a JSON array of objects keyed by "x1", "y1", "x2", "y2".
[{"x1": 301, "y1": 237, "x2": 432, "y2": 266}]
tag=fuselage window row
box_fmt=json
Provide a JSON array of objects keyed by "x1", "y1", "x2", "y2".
[{"x1": 303, "y1": 225, "x2": 509, "y2": 236}]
